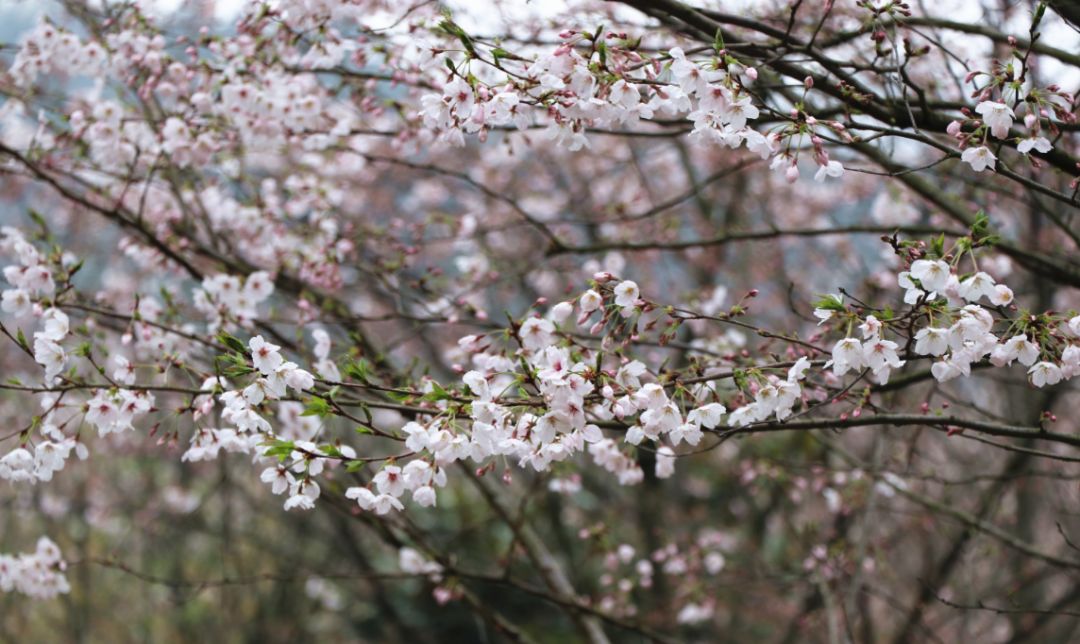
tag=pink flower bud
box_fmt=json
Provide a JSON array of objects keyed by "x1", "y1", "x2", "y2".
[
  {"x1": 946, "y1": 120, "x2": 962, "y2": 136},
  {"x1": 785, "y1": 164, "x2": 800, "y2": 183},
  {"x1": 433, "y1": 587, "x2": 453, "y2": 605}
]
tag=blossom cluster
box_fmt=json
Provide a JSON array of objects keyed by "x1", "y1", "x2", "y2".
[
  {"x1": 584, "y1": 532, "x2": 730, "y2": 623},
  {"x1": 0, "y1": 537, "x2": 69, "y2": 599},
  {"x1": 957, "y1": 64, "x2": 1073, "y2": 172},
  {"x1": 821, "y1": 257, "x2": 1079, "y2": 388},
  {"x1": 233, "y1": 236, "x2": 1080, "y2": 515},
  {"x1": 416, "y1": 32, "x2": 845, "y2": 177},
  {"x1": 193, "y1": 272, "x2": 275, "y2": 331},
  {"x1": 1, "y1": 228, "x2": 56, "y2": 317},
  {"x1": 1, "y1": 230, "x2": 73, "y2": 382},
  {"x1": 0, "y1": 417, "x2": 86, "y2": 485},
  {"x1": 0, "y1": 3, "x2": 1077, "y2": 631},
  {"x1": 8, "y1": 20, "x2": 107, "y2": 87}
]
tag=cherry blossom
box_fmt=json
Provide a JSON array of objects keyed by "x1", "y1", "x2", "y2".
[
  {"x1": 961, "y1": 146, "x2": 997, "y2": 172},
  {"x1": 975, "y1": 101, "x2": 1014, "y2": 139},
  {"x1": 0, "y1": 2, "x2": 1078, "y2": 639},
  {"x1": 0, "y1": 538, "x2": 69, "y2": 599}
]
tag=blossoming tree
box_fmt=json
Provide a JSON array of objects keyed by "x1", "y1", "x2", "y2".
[{"x1": 1, "y1": 0, "x2": 1079, "y2": 640}]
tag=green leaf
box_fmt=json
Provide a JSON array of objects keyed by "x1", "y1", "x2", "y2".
[
  {"x1": 217, "y1": 331, "x2": 248, "y2": 355},
  {"x1": 813, "y1": 293, "x2": 846, "y2": 312},
  {"x1": 970, "y1": 210, "x2": 990, "y2": 238},
  {"x1": 489, "y1": 47, "x2": 523, "y2": 62},
  {"x1": 28, "y1": 209, "x2": 47, "y2": 229},
  {"x1": 422, "y1": 380, "x2": 452, "y2": 402},
  {"x1": 260, "y1": 439, "x2": 296, "y2": 462},
  {"x1": 28, "y1": 209, "x2": 52, "y2": 240},
  {"x1": 216, "y1": 352, "x2": 254, "y2": 378},
  {"x1": 301, "y1": 397, "x2": 332, "y2": 418},
  {"x1": 224, "y1": 365, "x2": 255, "y2": 378},
  {"x1": 385, "y1": 390, "x2": 412, "y2": 403},
  {"x1": 343, "y1": 357, "x2": 371, "y2": 382},
  {"x1": 931, "y1": 233, "x2": 945, "y2": 258},
  {"x1": 438, "y1": 18, "x2": 476, "y2": 56},
  {"x1": 1034, "y1": 1, "x2": 1047, "y2": 27}
]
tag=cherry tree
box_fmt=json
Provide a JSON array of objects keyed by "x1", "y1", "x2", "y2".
[{"x1": 1, "y1": 0, "x2": 1079, "y2": 640}]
